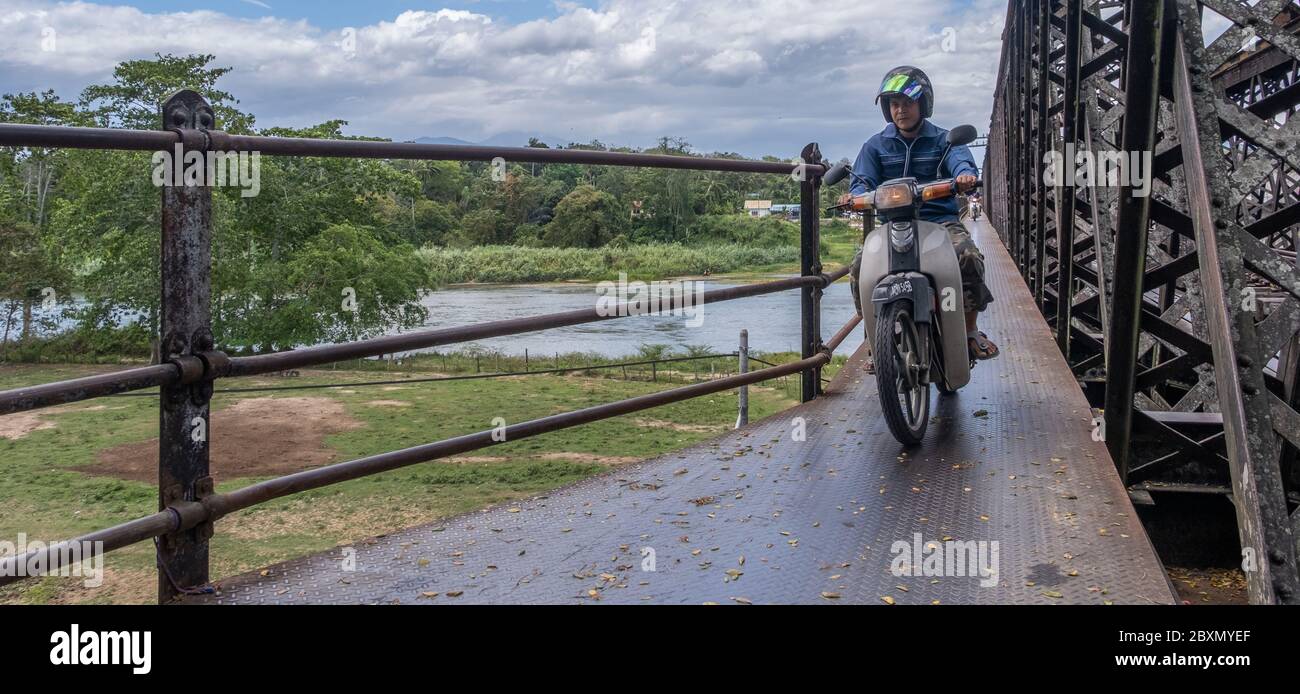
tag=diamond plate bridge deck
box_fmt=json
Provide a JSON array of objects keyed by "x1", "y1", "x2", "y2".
[{"x1": 183, "y1": 218, "x2": 1176, "y2": 605}]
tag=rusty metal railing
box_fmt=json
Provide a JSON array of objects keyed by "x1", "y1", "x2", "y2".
[{"x1": 0, "y1": 93, "x2": 854, "y2": 602}]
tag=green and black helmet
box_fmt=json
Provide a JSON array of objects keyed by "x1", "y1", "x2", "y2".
[{"x1": 875, "y1": 65, "x2": 934, "y2": 122}]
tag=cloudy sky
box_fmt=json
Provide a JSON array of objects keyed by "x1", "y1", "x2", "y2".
[{"x1": 0, "y1": 0, "x2": 1014, "y2": 159}]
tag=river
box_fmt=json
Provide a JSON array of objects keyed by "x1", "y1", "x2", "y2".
[{"x1": 404, "y1": 275, "x2": 863, "y2": 358}]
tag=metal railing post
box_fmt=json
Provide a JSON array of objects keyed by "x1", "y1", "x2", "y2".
[
  {"x1": 799, "y1": 142, "x2": 823, "y2": 402},
  {"x1": 736, "y1": 329, "x2": 749, "y2": 428},
  {"x1": 157, "y1": 89, "x2": 215, "y2": 603}
]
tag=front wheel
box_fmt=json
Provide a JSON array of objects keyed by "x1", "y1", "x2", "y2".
[{"x1": 874, "y1": 299, "x2": 930, "y2": 445}]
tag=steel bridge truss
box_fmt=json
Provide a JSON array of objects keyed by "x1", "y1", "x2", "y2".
[{"x1": 987, "y1": 0, "x2": 1300, "y2": 603}]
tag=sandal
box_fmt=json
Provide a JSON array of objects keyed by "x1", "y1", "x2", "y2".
[{"x1": 967, "y1": 330, "x2": 1000, "y2": 360}]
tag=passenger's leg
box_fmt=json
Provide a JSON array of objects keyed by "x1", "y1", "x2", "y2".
[{"x1": 945, "y1": 221, "x2": 998, "y2": 358}]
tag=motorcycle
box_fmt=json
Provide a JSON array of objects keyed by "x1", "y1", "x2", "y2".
[{"x1": 823, "y1": 124, "x2": 981, "y2": 445}]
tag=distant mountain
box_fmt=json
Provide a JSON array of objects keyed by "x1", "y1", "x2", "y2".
[
  {"x1": 411, "y1": 133, "x2": 773, "y2": 159},
  {"x1": 412, "y1": 136, "x2": 479, "y2": 146},
  {"x1": 412, "y1": 131, "x2": 590, "y2": 149}
]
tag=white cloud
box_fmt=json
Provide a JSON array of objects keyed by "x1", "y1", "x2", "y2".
[{"x1": 0, "y1": 0, "x2": 1006, "y2": 158}]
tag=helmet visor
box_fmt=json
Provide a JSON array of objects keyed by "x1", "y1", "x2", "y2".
[{"x1": 876, "y1": 73, "x2": 926, "y2": 102}]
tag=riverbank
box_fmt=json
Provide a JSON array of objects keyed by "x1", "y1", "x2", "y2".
[{"x1": 418, "y1": 219, "x2": 860, "y2": 286}]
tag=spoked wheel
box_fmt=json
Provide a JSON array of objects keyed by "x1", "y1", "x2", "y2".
[{"x1": 874, "y1": 299, "x2": 930, "y2": 445}]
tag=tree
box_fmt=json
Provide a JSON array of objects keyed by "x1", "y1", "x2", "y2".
[
  {"x1": 270, "y1": 224, "x2": 431, "y2": 346},
  {"x1": 80, "y1": 53, "x2": 253, "y2": 133},
  {"x1": 0, "y1": 90, "x2": 89, "y2": 230},
  {"x1": 0, "y1": 221, "x2": 70, "y2": 351},
  {"x1": 542, "y1": 185, "x2": 621, "y2": 248},
  {"x1": 0, "y1": 91, "x2": 88, "y2": 353},
  {"x1": 452, "y1": 209, "x2": 505, "y2": 247}
]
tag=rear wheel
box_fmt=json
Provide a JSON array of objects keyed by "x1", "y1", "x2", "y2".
[{"x1": 874, "y1": 299, "x2": 930, "y2": 445}]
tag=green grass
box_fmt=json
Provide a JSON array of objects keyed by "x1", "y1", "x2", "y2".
[{"x1": 0, "y1": 360, "x2": 814, "y2": 604}]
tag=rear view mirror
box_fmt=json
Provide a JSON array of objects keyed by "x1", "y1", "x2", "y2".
[
  {"x1": 947, "y1": 124, "x2": 978, "y2": 147},
  {"x1": 822, "y1": 160, "x2": 850, "y2": 186}
]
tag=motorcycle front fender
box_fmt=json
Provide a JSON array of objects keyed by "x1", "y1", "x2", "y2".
[{"x1": 857, "y1": 221, "x2": 971, "y2": 390}]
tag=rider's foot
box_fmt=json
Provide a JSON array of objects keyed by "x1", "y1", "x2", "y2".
[{"x1": 967, "y1": 330, "x2": 1000, "y2": 360}]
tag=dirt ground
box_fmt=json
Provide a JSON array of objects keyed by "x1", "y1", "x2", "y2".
[
  {"x1": 1167, "y1": 567, "x2": 1248, "y2": 604},
  {"x1": 71, "y1": 395, "x2": 646, "y2": 482},
  {"x1": 0, "y1": 411, "x2": 56, "y2": 439},
  {"x1": 78, "y1": 396, "x2": 362, "y2": 482}
]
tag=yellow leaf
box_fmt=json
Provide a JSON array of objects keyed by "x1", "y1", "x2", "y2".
[
  {"x1": 881, "y1": 596, "x2": 895, "y2": 605},
  {"x1": 822, "y1": 592, "x2": 842, "y2": 600}
]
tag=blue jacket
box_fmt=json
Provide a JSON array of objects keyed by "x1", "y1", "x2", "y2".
[{"x1": 849, "y1": 119, "x2": 979, "y2": 223}]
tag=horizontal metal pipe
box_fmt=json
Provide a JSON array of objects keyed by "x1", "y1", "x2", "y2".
[
  {"x1": 212, "y1": 363, "x2": 813, "y2": 512},
  {"x1": 111, "y1": 352, "x2": 740, "y2": 396},
  {"x1": 0, "y1": 511, "x2": 177, "y2": 588},
  {"x1": 213, "y1": 316, "x2": 861, "y2": 517},
  {"x1": 0, "y1": 123, "x2": 176, "y2": 151},
  {"x1": 0, "y1": 123, "x2": 826, "y2": 176},
  {"x1": 822, "y1": 311, "x2": 861, "y2": 353},
  {"x1": 0, "y1": 363, "x2": 179, "y2": 416},
  {"x1": 0, "y1": 315, "x2": 862, "y2": 583},
  {"x1": 0, "y1": 270, "x2": 850, "y2": 415},
  {"x1": 226, "y1": 273, "x2": 837, "y2": 377}
]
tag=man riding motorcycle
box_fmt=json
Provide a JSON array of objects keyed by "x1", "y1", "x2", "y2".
[{"x1": 844, "y1": 65, "x2": 998, "y2": 362}]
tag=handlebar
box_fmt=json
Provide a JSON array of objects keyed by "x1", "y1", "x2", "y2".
[{"x1": 831, "y1": 177, "x2": 982, "y2": 212}]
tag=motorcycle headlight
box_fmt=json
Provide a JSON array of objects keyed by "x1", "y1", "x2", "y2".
[
  {"x1": 874, "y1": 183, "x2": 914, "y2": 211},
  {"x1": 889, "y1": 221, "x2": 914, "y2": 252}
]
